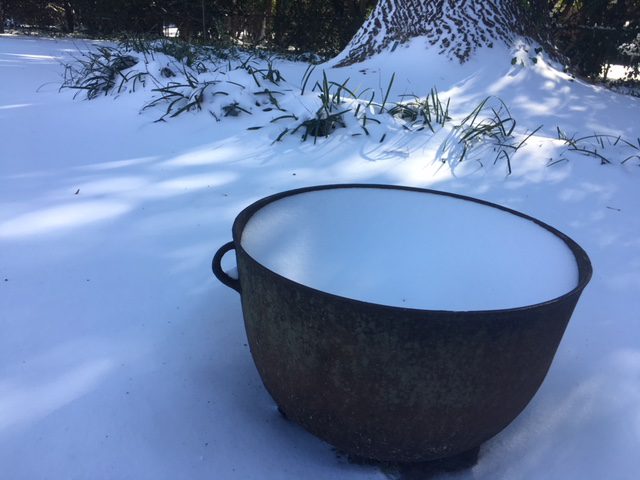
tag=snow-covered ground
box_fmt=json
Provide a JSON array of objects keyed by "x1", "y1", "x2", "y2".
[{"x1": 1, "y1": 34, "x2": 639, "y2": 479}]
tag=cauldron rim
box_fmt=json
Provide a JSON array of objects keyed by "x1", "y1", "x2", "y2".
[{"x1": 231, "y1": 184, "x2": 592, "y2": 315}]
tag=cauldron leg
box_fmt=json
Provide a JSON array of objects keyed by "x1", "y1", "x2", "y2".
[
  {"x1": 434, "y1": 446, "x2": 480, "y2": 471},
  {"x1": 342, "y1": 446, "x2": 480, "y2": 479},
  {"x1": 395, "y1": 446, "x2": 480, "y2": 479}
]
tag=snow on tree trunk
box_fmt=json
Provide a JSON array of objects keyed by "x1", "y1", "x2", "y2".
[{"x1": 335, "y1": 0, "x2": 534, "y2": 66}]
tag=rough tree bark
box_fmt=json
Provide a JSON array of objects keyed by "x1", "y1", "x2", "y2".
[{"x1": 335, "y1": 0, "x2": 543, "y2": 66}]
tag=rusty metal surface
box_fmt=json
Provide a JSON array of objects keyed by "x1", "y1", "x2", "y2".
[{"x1": 237, "y1": 249, "x2": 581, "y2": 461}]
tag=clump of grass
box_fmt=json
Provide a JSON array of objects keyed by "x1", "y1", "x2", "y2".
[
  {"x1": 143, "y1": 65, "x2": 229, "y2": 120},
  {"x1": 438, "y1": 96, "x2": 541, "y2": 175},
  {"x1": 279, "y1": 70, "x2": 398, "y2": 142},
  {"x1": 62, "y1": 46, "x2": 142, "y2": 99},
  {"x1": 602, "y1": 78, "x2": 640, "y2": 98},
  {"x1": 254, "y1": 58, "x2": 285, "y2": 85},
  {"x1": 119, "y1": 35, "x2": 234, "y2": 70},
  {"x1": 457, "y1": 97, "x2": 516, "y2": 173},
  {"x1": 155, "y1": 39, "x2": 203, "y2": 69},
  {"x1": 294, "y1": 112, "x2": 348, "y2": 141},
  {"x1": 222, "y1": 101, "x2": 251, "y2": 117},
  {"x1": 356, "y1": 112, "x2": 380, "y2": 136},
  {"x1": 556, "y1": 128, "x2": 640, "y2": 165},
  {"x1": 300, "y1": 64, "x2": 316, "y2": 95},
  {"x1": 234, "y1": 55, "x2": 262, "y2": 87},
  {"x1": 234, "y1": 55, "x2": 284, "y2": 87},
  {"x1": 119, "y1": 34, "x2": 156, "y2": 61},
  {"x1": 292, "y1": 71, "x2": 353, "y2": 142},
  {"x1": 253, "y1": 88, "x2": 286, "y2": 111},
  {"x1": 389, "y1": 87, "x2": 450, "y2": 132},
  {"x1": 264, "y1": 70, "x2": 354, "y2": 144},
  {"x1": 378, "y1": 73, "x2": 395, "y2": 113}
]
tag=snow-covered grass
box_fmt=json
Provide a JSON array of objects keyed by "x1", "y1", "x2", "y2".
[
  {"x1": 1, "y1": 34, "x2": 640, "y2": 479},
  {"x1": 56, "y1": 36, "x2": 640, "y2": 172}
]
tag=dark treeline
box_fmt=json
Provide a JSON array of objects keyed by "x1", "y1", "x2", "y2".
[
  {"x1": 550, "y1": 0, "x2": 640, "y2": 77},
  {"x1": 0, "y1": 1, "x2": 377, "y2": 56},
  {"x1": 1, "y1": 1, "x2": 638, "y2": 77}
]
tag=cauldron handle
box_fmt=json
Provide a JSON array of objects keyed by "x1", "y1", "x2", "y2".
[{"x1": 212, "y1": 241, "x2": 241, "y2": 293}]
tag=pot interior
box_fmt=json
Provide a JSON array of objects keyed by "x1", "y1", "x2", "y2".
[{"x1": 240, "y1": 187, "x2": 579, "y2": 311}]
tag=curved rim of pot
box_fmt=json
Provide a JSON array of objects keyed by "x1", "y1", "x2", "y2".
[{"x1": 231, "y1": 184, "x2": 593, "y2": 316}]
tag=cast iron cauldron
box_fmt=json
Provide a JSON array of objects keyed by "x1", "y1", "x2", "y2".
[{"x1": 212, "y1": 184, "x2": 592, "y2": 463}]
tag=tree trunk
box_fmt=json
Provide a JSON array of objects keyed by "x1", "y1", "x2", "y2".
[
  {"x1": 273, "y1": 0, "x2": 287, "y2": 48},
  {"x1": 0, "y1": 0, "x2": 5, "y2": 34},
  {"x1": 335, "y1": 0, "x2": 542, "y2": 66},
  {"x1": 63, "y1": 2, "x2": 74, "y2": 33}
]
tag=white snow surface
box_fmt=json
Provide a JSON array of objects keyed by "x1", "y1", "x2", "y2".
[
  {"x1": 241, "y1": 188, "x2": 578, "y2": 310},
  {"x1": 1, "y1": 34, "x2": 640, "y2": 480}
]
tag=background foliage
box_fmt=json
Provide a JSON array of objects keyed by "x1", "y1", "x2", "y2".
[
  {"x1": 550, "y1": 0, "x2": 640, "y2": 77},
  {"x1": 0, "y1": 1, "x2": 377, "y2": 56},
  {"x1": 1, "y1": 0, "x2": 638, "y2": 77}
]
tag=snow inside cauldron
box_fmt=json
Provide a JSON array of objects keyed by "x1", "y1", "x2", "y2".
[{"x1": 240, "y1": 187, "x2": 579, "y2": 311}]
